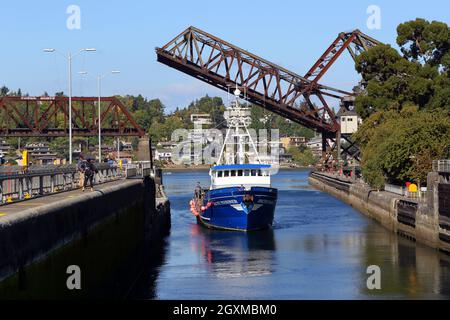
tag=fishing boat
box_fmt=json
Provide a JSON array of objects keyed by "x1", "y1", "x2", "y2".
[{"x1": 189, "y1": 88, "x2": 278, "y2": 231}]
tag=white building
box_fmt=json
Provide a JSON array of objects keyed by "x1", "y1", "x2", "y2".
[
  {"x1": 190, "y1": 113, "x2": 212, "y2": 126},
  {"x1": 155, "y1": 149, "x2": 172, "y2": 162},
  {"x1": 0, "y1": 140, "x2": 12, "y2": 158},
  {"x1": 306, "y1": 135, "x2": 323, "y2": 157},
  {"x1": 337, "y1": 109, "x2": 361, "y2": 134},
  {"x1": 157, "y1": 141, "x2": 178, "y2": 150}
]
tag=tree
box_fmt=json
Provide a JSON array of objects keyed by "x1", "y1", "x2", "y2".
[
  {"x1": 353, "y1": 18, "x2": 450, "y2": 188},
  {"x1": 148, "y1": 121, "x2": 166, "y2": 142},
  {"x1": 288, "y1": 147, "x2": 317, "y2": 166},
  {"x1": 0, "y1": 86, "x2": 9, "y2": 96},
  {"x1": 122, "y1": 96, "x2": 165, "y2": 134},
  {"x1": 396, "y1": 18, "x2": 450, "y2": 70},
  {"x1": 355, "y1": 19, "x2": 449, "y2": 119},
  {"x1": 354, "y1": 107, "x2": 450, "y2": 188},
  {"x1": 250, "y1": 103, "x2": 314, "y2": 138},
  {"x1": 163, "y1": 115, "x2": 184, "y2": 139},
  {"x1": 172, "y1": 95, "x2": 225, "y2": 129},
  {"x1": 49, "y1": 137, "x2": 69, "y2": 159}
]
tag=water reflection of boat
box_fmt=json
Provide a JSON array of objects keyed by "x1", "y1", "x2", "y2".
[{"x1": 190, "y1": 223, "x2": 276, "y2": 278}]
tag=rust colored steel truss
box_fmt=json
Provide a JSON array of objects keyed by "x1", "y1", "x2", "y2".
[
  {"x1": 0, "y1": 96, "x2": 144, "y2": 137},
  {"x1": 156, "y1": 26, "x2": 356, "y2": 134},
  {"x1": 157, "y1": 27, "x2": 382, "y2": 166},
  {"x1": 304, "y1": 29, "x2": 381, "y2": 84}
]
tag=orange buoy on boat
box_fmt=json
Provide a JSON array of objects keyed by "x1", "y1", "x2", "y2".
[{"x1": 189, "y1": 199, "x2": 199, "y2": 216}]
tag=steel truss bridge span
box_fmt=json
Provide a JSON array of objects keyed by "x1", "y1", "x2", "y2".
[
  {"x1": 156, "y1": 26, "x2": 381, "y2": 163},
  {"x1": 0, "y1": 96, "x2": 144, "y2": 137}
]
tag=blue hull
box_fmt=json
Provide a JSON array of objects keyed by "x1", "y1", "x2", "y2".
[{"x1": 198, "y1": 186, "x2": 277, "y2": 231}]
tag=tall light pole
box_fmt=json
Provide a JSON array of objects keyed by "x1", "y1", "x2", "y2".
[
  {"x1": 117, "y1": 136, "x2": 120, "y2": 163},
  {"x1": 78, "y1": 70, "x2": 120, "y2": 161},
  {"x1": 98, "y1": 71, "x2": 120, "y2": 161},
  {"x1": 43, "y1": 48, "x2": 96, "y2": 163}
]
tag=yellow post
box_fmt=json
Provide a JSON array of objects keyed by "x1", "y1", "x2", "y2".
[{"x1": 22, "y1": 150, "x2": 29, "y2": 167}]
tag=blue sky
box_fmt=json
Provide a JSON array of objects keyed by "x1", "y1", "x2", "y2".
[{"x1": 1, "y1": 0, "x2": 448, "y2": 112}]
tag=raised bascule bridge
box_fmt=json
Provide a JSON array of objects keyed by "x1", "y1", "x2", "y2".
[{"x1": 156, "y1": 26, "x2": 381, "y2": 165}]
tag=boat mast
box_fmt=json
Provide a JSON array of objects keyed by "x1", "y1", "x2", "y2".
[{"x1": 216, "y1": 86, "x2": 263, "y2": 165}]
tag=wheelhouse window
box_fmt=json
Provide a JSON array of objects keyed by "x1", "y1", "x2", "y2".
[
  {"x1": 251, "y1": 169, "x2": 257, "y2": 176},
  {"x1": 217, "y1": 171, "x2": 223, "y2": 177},
  {"x1": 224, "y1": 170, "x2": 230, "y2": 177},
  {"x1": 238, "y1": 170, "x2": 243, "y2": 176},
  {"x1": 230, "y1": 170, "x2": 236, "y2": 177},
  {"x1": 257, "y1": 169, "x2": 262, "y2": 176},
  {"x1": 244, "y1": 170, "x2": 250, "y2": 176}
]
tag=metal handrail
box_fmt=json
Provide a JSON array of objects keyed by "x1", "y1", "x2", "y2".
[
  {"x1": 384, "y1": 183, "x2": 427, "y2": 201},
  {"x1": 384, "y1": 183, "x2": 405, "y2": 196},
  {"x1": 433, "y1": 160, "x2": 450, "y2": 173},
  {"x1": 123, "y1": 161, "x2": 152, "y2": 178},
  {"x1": 0, "y1": 163, "x2": 122, "y2": 205}
]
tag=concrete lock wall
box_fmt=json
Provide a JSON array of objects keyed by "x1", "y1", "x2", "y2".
[
  {"x1": 309, "y1": 172, "x2": 450, "y2": 253},
  {"x1": 0, "y1": 177, "x2": 170, "y2": 299}
]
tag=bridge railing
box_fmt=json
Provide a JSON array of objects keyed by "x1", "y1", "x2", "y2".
[
  {"x1": 433, "y1": 160, "x2": 450, "y2": 173},
  {"x1": 384, "y1": 183, "x2": 427, "y2": 202},
  {"x1": 0, "y1": 164, "x2": 121, "y2": 205},
  {"x1": 123, "y1": 161, "x2": 153, "y2": 178},
  {"x1": 384, "y1": 183, "x2": 405, "y2": 196}
]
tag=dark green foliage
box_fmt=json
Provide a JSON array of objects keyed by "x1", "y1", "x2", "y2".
[
  {"x1": 396, "y1": 18, "x2": 450, "y2": 70},
  {"x1": 354, "y1": 18, "x2": 450, "y2": 187},
  {"x1": 288, "y1": 147, "x2": 316, "y2": 166},
  {"x1": 355, "y1": 19, "x2": 449, "y2": 119},
  {"x1": 355, "y1": 108, "x2": 450, "y2": 188},
  {"x1": 121, "y1": 94, "x2": 314, "y2": 141},
  {"x1": 249, "y1": 105, "x2": 314, "y2": 138}
]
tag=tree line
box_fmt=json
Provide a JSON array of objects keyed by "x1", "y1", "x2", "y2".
[
  {"x1": 0, "y1": 89, "x2": 315, "y2": 164},
  {"x1": 354, "y1": 18, "x2": 450, "y2": 188}
]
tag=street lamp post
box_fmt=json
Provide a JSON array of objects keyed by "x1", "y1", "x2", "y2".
[
  {"x1": 78, "y1": 70, "x2": 120, "y2": 161},
  {"x1": 97, "y1": 71, "x2": 120, "y2": 161},
  {"x1": 117, "y1": 137, "x2": 120, "y2": 163},
  {"x1": 44, "y1": 48, "x2": 96, "y2": 163}
]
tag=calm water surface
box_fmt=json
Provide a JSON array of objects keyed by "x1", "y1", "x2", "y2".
[{"x1": 132, "y1": 169, "x2": 450, "y2": 299}]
